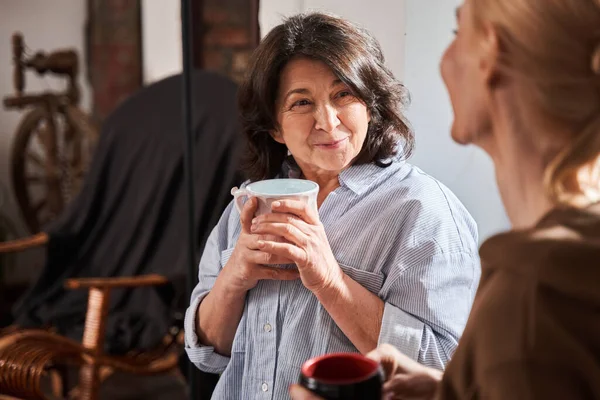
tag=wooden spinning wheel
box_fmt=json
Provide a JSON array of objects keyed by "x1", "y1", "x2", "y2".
[{"x1": 3, "y1": 33, "x2": 98, "y2": 233}]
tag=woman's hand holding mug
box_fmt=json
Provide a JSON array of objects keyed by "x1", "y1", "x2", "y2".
[
  {"x1": 229, "y1": 178, "x2": 344, "y2": 295},
  {"x1": 367, "y1": 344, "x2": 442, "y2": 400},
  {"x1": 221, "y1": 196, "x2": 300, "y2": 293},
  {"x1": 250, "y1": 198, "x2": 344, "y2": 295},
  {"x1": 289, "y1": 345, "x2": 442, "y2": 400}
]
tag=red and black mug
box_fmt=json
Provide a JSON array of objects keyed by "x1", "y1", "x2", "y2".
[{"x1": 299, "y1": 352, "x2": 384, "y2": 399}]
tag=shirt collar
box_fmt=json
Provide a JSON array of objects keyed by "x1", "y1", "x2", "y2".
[{"x1": 281, "y1": 155, "x2": 405, "y2": 195}]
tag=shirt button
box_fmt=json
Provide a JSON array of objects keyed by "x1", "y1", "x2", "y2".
[
  {"x1": 263, "y1": 323, "x2": 272, "y2": 332},
  {"x1": 261, "y1": 382, "x2": 269, "y2": 392}
]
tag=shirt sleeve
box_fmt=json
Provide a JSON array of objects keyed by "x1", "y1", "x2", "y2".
[
  {"x1": 378, "y1": 252, "x2": 480, "y2": 370},
  {"x1": 184, "y1": 201, "x2": 235, "y2": 374}
]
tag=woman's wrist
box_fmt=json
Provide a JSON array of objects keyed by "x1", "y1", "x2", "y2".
[
  {"x1": 311, "y1": 266, "x2": 346, "y2": 305},
  {"x1": 196, "y1": 268, "x2": 249, "y2": 353},
  {"x1": 216, "y1": 264, "x2": 250, "y2": 298}
]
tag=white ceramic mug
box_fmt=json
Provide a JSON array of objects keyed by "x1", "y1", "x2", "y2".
[
  {"x1": 231, "y1": 179, "x2": 319, "y2": 217},
  {"x1": 231, "y1": 179, "x2": 319, "y2": 264}
]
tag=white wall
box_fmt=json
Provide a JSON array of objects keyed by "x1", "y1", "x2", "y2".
[
  {"x1": 259, "y1": 0, "x2": 405, "y2": 79},
  {"x1": 141, "y1": 0, "x2": 182, "y2": 84},
  {"x1": 260, "y1": 0, "x2": 509, "y2": 241},
  {"x1": 403, "y1": 0, "x2": 509, "y2": 240},
  {"x1": 0, "y1": 0, "x2": 91, "y2": 281},
  {"x1": 259, "y1": 0, "x2": 303, "y2": 36}
]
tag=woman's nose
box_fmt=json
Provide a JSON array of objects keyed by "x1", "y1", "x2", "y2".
[{"x1": 314, "y1": 104, "x2": 340, "y2": 132}]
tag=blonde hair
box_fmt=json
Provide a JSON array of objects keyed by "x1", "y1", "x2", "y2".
[{"x1": 472, "y1": 0, "x2": 600, "y2": 206}]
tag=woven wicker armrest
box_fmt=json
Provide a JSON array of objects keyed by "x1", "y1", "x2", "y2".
[
  {"x1": 0, "y1": 276, "x2": 172, "y2": 399},
  {"x1": 0, "y1": 330, "x2": 87, "y2": 400}
]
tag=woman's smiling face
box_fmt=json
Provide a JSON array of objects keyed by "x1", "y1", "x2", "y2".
[{"x1": 272, "y1": 57, "x2": 371, "y2": 175}]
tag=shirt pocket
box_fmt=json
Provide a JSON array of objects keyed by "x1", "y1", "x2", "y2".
[{"x1": 338, "y1": 263, "x2": 385, "y2": 294}]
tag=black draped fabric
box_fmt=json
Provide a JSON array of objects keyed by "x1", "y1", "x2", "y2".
[{"x1": 13, "y1": 70, "x2": 243, "y2": 354}]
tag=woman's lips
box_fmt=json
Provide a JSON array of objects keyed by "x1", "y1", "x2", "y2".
[{"x1": 314, "y1": 137, "x2": 348, "y2": 150}]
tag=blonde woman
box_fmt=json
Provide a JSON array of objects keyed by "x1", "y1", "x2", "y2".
[{"x1": 291, "y1": 0, "x2": 600, "y2": 398}]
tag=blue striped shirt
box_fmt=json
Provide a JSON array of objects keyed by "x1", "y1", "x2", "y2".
[{"x1": 185, "y1": 158, "x2": 480, "y2": 399}]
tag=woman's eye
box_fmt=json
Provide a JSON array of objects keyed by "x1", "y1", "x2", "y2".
[
  {"x1": 336, "y1": 90, "x2": 356, "y2": 104},
  {"x1": 292, "y1": 99, "x2": 311, "y2": 108}
]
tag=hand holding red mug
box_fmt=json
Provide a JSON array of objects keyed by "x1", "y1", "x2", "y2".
[{"x1": 289, "y1": 345, "x2": 442, "y2": 400}]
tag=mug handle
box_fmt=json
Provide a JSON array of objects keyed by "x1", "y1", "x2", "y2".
[{"x1": 231, "y1": 187, "x2": 250, "y2": 214}]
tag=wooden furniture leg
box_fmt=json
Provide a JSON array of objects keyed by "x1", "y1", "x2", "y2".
[{"x1": 77, "y1": 287, "x2": 110, "y2": 400}]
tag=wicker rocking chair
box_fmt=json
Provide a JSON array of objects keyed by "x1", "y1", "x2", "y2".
[{"x1": 0, "y1": 238, "x2": 181, "y2": 400}]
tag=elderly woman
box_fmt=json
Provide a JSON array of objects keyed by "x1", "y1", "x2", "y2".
[
  {"x1": 293, "y1": 0, "x2": 600, "y2": 399},
  {"x1": 185, "y1": 13, "x2": 480, "y2": 399}
]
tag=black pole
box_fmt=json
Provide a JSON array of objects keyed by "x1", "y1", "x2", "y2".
[{"x1": 181, "y1": 0, "x2": 198, "y2": 399}]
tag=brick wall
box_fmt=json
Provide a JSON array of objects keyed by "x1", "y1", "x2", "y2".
[
  {"x1": 194, "y1": 0, "x2": 259, "y2": 83},
  {"x1": 88, "y1": 0, "x2": 143, "y2": 123}
]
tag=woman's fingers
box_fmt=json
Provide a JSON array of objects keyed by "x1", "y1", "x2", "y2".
[
  {"x1": 367, "y1": 344, "x2": 403, "y2": 379},
  {"x1": 240, "y1": 197, "x2": 258, "y2": 233},
  {"x1": 246, "y1": 249, "x2": 293, "y2": 265},
  {"x1": 271, "y1": 199, "x2": 319, "y2": 225},
  {"x1": 257, "y1": 240, "x2": 307, "y2": 265},
  {"x1": 289, "y1": 385, "x2": 324, "y2": 400},
  {"x1": 367, "y1": 346, "x2": 442, "y2": 400},
  {"x1": 251, "y1": 221, "x2": 308, "y2": 247},
  {"x1": 252, "y1": 212, "x2": 303, "y2": 226},
  {"x1": 382, "y1": 373, "x2": 439, "y2": 400},
  {"x1": 367, "y1": 344, "x2": 424, "y2": 378},
  {"x1": 256, "y1": 265, "x2": 300, "y2": 281}
]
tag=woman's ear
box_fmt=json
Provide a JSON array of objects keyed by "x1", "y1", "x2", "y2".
[
  {"x1": 479, "y1": 23, "x2": 502, "y2": 87},
  {"x1": 270, "y1": 130, "x2": 286, "y2": 144}
]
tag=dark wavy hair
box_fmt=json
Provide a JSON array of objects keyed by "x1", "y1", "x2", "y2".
[{"x1": 238, "y1": 12, "x2": 413, "y2": 181}]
